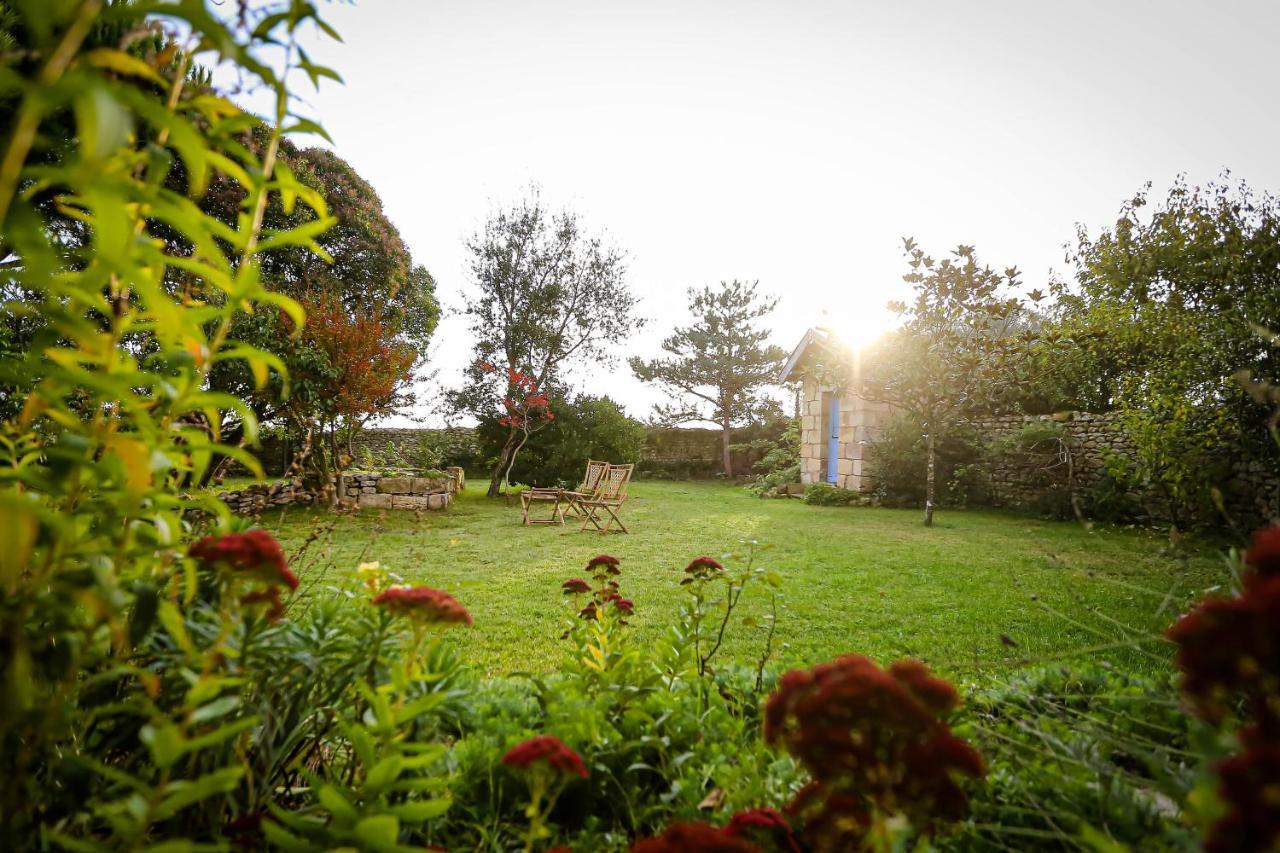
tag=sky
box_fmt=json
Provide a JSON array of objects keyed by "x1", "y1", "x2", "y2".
[{"x1": 270, "y1": 0, "x2": 1280, "y2": 426}]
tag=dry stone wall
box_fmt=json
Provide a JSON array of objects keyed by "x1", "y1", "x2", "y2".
[
  {"x1": 964, "y1": 412, "x2": 1279, "y2": 524},
  {"x1": 218, "y1": 467, "x2": 464, "y2": 515}
]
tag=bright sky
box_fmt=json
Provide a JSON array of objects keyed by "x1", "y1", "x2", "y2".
[{"x1": 278, "y1": 0, "x2": 1280, "y2": 426}]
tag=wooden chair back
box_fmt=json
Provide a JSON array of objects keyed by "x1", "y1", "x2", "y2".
[
  {"x1": 579, "y1": 459, "x2": 609, "y2": 495},
  {"x1": 597, "y1": 463, "x2": 634, "y2": 504}
]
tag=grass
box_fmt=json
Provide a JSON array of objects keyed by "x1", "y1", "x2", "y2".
[{"x1": 256, "y1": 480, "x2": 1224, "y2": 681}]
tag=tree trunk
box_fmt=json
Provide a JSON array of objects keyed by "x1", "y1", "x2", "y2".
[
  {"x1": 924, "y1": 431, "x2": 936, "y2": 527},
  {"x1": 721, "y1": 417, "x2": 734, "y2": 479},
  {"x1": 487, "y1": 427, "x2": 521, "y2": 498}
]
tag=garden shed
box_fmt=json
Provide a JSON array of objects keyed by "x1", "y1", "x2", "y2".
[{"x1": 780, "y1": 327, "x2": 892, "y2": 491}]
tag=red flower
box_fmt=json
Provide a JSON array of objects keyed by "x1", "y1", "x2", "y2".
[
  {"x1": 1245, "y1": 526, "x2": 1280, "y2": 576},
  {"x1": 1166, "y1": 572, "x2": 1280, "y2": 730},
  {"x1": 562, "y1": 578, "x2": 591, "y2": 595},
  {"x1": 764, "y1": 655, "x2": 984, "y2": 833},
  {"x1": 726, "y1": 807, "x2": 799, "y2": 853},
  {"x1": 684, "y1": 556, "x2": 724, "y2": 579},
  {"x1": 631, "y1": 821, "x2": 760, "y2": 852},
  {"x1": 612, "y1": 598, "x2": 635, "y2": 614},
  {"x1": 189, "y1": 530, "x2": 298, "y2": 591},
  {"x1": 478, "y1": 360, "x2": 496, "y2": 373},
  {"x1": 1206, "y1": 728, "x2": 1280, "y2": 853},
  {"x1": 588, "y1": 554, "x2": 621, "y2": 568},
  {"x1": 372, "y1": 586, "x2": 473, "y2": 625},
  {"x1": 502, "y1": 735, "x2": 588, "y2": 779}
]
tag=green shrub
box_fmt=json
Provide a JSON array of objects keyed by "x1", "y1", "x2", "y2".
[
  {"x1": 803, "y1": 482, "x2": 860, "y2": 506},
  {"x1": 869, "y1": 415, "x2": 986, "y2": 508},
  {"x1": 743, "y1": 418, "x2": 801, "y2": 496},
  {"x1": 476, "y1": 395, "x2": 645, "y2": 487}
]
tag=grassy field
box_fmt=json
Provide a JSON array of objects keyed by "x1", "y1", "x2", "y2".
[{"x1": 258, "y1": 480, "x2": 1223, "y2": 681}]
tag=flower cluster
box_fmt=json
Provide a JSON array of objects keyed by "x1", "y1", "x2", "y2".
[
  {"x1": 726, "y1": 807, "x2": 800, "y2": 853},
  {"x1": 630, "y1": 820, "x2": 760, "y2": 853},
  {"x1": 682, "y1": 555, "x2": 724, "y2": 584},
  {"x1": 188, "y1": 530, "x2": 298, "y2": 621},
  {"x1": 563, "y1": 555, "x2": 633, "y2": 624},
  {"x1": 764, "y1": 654, "x2": 985, "y2": 845},
  {"x1": 480, "y1": 362, "x2": 555, "y2": 429},
  {"x1": 1167, "y1": 525, "x2": 1280, "y2": 850},
  {"x1": 372, "y1": 585, "x2": 473, "y2": 626},
  {"x1": 502, "y1": 735, "x2": 589, "y2": 779}
]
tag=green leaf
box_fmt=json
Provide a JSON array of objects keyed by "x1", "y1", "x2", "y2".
[
  {"x1": 154, "y1": 767, "x2": 244, "y2": 820},
  {"x1": 363, "y1": 755, "x2": 404, "y2": 797},
  {"x1": 353, "y1": 815, "x2": 400, "y2": 850},
  {"x1": 317, "y1": 784, "x2": 358, "y2": 826},
  {"x1": 387, "y1": 798, "x2": 451, "y2": 822}
]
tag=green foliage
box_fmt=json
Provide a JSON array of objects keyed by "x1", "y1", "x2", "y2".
[
  {"x1": 1053, "y1": 176, "x2": 1280, "y2": 527},
  {"x1": 953, "y1": 663, "x2": 1202, "y2": 851},
  {"x1": 743, "y1": 417, "x2": 801, "y2": 496},
  {"x1": 629, "y1": 280, "x2": 788, "y2": 477},
  {"x1": 868, "y1": 415, "x2": 988, "y2": 509},
  {"x1": 802, "y1": 482, "x2": 860, "y2": 506},
  {"x1": 0, "y1": 0, "x2": 349, "y2": 842},
  {"x1": 476, "y1": 394, "x2": 645, "y2": 487}
]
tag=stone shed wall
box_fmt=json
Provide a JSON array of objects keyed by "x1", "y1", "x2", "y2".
[{"x1": 797, "y1": 376, "x2": 892, "y2": 492}]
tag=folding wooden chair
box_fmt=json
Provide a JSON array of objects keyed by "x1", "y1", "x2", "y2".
[
  {"x1": 578, "y1": 463, "x2": 634, "y2": 534},
  {"x1": 561, "y1": 459, "x2": 609, "y2": 518}
]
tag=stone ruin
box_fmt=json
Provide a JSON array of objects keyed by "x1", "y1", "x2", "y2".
[{"x1": 218, "y1": 467, "x2": 464, "y2": 515}]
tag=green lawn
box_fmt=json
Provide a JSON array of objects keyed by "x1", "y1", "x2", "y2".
[{"x1": 259, "y1": 481, "x2": 1222, "y2": 681}]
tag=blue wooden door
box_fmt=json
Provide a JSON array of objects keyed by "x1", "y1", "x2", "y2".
[{"x1": 826, "y1": 396, "x2": 840, "y2": 483}]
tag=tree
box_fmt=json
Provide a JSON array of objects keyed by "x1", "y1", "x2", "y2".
[
  {"x1": 279, "y1": 292, "x2": 420, "y2": 500},
  {"x1": 450, "y1": 192, "x2": 641, "y2": 497},
  {"x1": 825, "y1": 241, "x2": 1026, "y2": 526},
  {"x1": 628, "y1": 280, "x2": 787, "y2": 477},
  {"x1": 1051, "y1": 175, "x2": 1280, "y2": 527},
  {"x1": 202, "y1": 137, "x2": 439, "y2": 482}
]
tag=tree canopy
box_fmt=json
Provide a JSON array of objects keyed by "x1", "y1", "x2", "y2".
[
  {"x1": 629, "y1": 280, "x2": 787, "y2": 477},
  {"x1": 450, "y1": 192, "x2": 641, "y2": 496}
]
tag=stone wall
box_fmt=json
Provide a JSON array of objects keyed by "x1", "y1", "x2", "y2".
[
  {"x1": 219, "y1": 468, "x2": 464, "y2": 515},
  {"x1": 943, "y1": 412, "x2": 1279, "y2": 524}
]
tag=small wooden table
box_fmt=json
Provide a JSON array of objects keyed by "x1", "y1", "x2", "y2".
[{"x1": 520, "y1": 489, "x2": 566, "y2": 525}]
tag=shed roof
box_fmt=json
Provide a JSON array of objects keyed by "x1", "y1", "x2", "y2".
[{"x1": 779, "y1": 326, "x2": 834, "y2": 383}]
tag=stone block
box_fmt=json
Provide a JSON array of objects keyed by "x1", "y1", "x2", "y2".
[
  {"x1": 358, "y1": 493, "x2": 393, "y2": 509},
  {"x1": 427, "y1": 493, "x2": 449, "y2": 510},
  {"x1": 377, "y1": 477, "x2": 412, "y2": 494},
  {"x1": 392, "y1": 494, "x2": 432, "y2": 510},
  {"x1": 446, "y1": 467, "x2": 465, "y2": 491}
]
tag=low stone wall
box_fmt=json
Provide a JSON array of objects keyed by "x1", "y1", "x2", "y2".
[
  {"x1": 218, "y1": 467, "x2": 464, "y2": 515},
  {"x1": 218, "y1": 480, "x2": 318, "y2": 515},
  {"x1": 342, "y1": 469, "x2": 462, "y2": 511}
]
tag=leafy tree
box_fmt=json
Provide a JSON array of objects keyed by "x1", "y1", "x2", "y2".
[
  {"x1": 281, "y1": 292, "x2": 420, "y2": 499},
  {"x1": 201, "y1": 137, "x2": 439, "y2": 484},
  {"x1": 1052, "y1": 176, "x2": 1280, "y2": 527},
  {"x1": 451, "y1": 192, "x2": 641, "y2": 497},
  {"x1": 821, "y1": 241, "x2": 1026, "y2": 526},
  {"x1": 628, "y1": 280, "x2": 787, "y2": 477}
]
